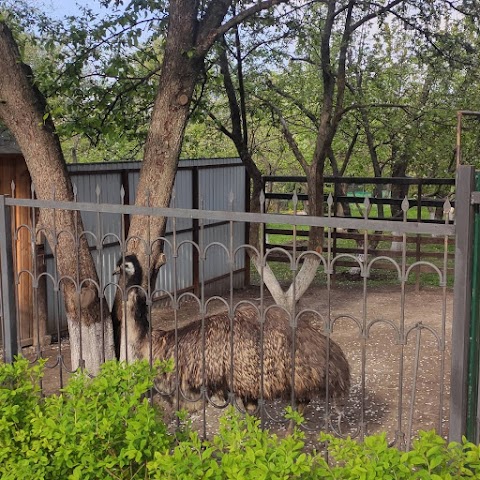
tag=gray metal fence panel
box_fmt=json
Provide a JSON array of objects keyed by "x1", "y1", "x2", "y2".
[
  {"x1": 0, "y1": 186, "x2": 460, "y2": 445},
  {"x1": 72, "y1": 172, "x2": 124, "y2": 244},
  {"x1": 156, "y1": 230, "x2": 194, "y2": 294},
  {"x1": 201, "y1": 222, "x2": 246, "y2": 285},
  {"x1": 199, "y1": 165, "x2": 246, "y2": 221},
  {"x1": 167, "y1": 169, "x2": 193, "y2": 233},
  {"x1": 127, "y1": 169, "x2": 140, "y2": 204},
  {"x1": 43, "y1": 159, "x2": 245, "y2": 334}
]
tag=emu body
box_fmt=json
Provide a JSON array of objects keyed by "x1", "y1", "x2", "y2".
[{"x1": 114, "y1": 255, "x2": 350, "y2": 411}]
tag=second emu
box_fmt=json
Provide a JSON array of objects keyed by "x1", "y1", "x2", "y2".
[{"x1": 113, "y1": 254, "x2": 350, "y2": 413}]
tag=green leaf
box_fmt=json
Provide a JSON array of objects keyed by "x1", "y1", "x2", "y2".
[{"x1": 429, "y1": 455, "x2": 443, "y2": 470}]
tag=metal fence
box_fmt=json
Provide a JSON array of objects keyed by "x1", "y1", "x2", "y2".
[
  {"x1": 263, "y1": 175, "x2": 456, "y2": 287},
  {"x1": 0, "y1": 169, "x2": 462, "y2": 447},
  {"x1": 1, "y1": 158, "x2": 247, "y2": 344}
]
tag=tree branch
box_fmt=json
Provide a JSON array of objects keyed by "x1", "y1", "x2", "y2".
[
  {"x1": 208, "y1": 111, "x2": 234, "y2": 140},
  {"x1": 196, "y1": 0, "x2": 290, "y2": 57},
  {"x1": 261, "y1": 97, "x2": 310, "y2": 174},
  {"x1": 265, "y1": 79, "x2": 318, "y2": 128},
  {"x1": 217, "y1": 36, "x2": 244, "y2": 147},
  {"x1": 349, "y1": 0, "x2": 405, "y2": 34}
]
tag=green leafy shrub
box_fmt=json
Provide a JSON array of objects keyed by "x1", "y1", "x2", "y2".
[
  {"x1": 1, "y1": 358, "x2": 480, "y2": 479},
  {"x1": 0, "y1": 357, "x2": 172, "y2": 479},
  {"x1": 0, "y1": 357, "x2": 46, "y2": 468},
  {"x1": 147, "y1": 408, "x2": 480, "y2": 480},
  {"x1": 147, "y1": 407, "x2": 313, "y2": 479},
  {"x1": 320, "y1": 430, "x2": 480, "y2": 479}
]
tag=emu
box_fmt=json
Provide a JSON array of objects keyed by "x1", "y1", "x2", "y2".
[{"x1": 113, "y1": 254, "x2": 350, "y2": 414}]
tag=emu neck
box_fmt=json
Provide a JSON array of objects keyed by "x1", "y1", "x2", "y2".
[{"x1": 119, "y1": 289, "x2": 149, "y2": 362}]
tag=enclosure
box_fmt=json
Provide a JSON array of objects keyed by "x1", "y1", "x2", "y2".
[
  {"x1": 0, "y1": 165, "x2": 478, "y2": 449},
  {"x1": 0, "y1": 157, "x2": 248, "y2": 346}
]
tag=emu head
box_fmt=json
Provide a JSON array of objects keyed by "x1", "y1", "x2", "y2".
[
  {"x1": 113, "y1": 254, "x2": 143, "y2": 287},
  {"x1": 112, "y1": 254, "x2": 149, "y2": 348}
]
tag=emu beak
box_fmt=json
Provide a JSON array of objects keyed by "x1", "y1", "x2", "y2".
[{"x1": 112, "y1": 266, "x2": 121, "y2": 276}]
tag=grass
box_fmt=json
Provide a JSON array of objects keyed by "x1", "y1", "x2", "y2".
[
  {"x1": 277, "y1": 202, "x2": 448, "y2": 222},
  {"x1": 256, "y1": 207, "x2": 455, "y2": 289},
  {"x1": 249, "y1": 260, "x2": 454, "y2": 289}
]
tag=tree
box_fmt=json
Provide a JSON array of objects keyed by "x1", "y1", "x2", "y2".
[
  {"x1": 353, "y1": 7, "x2": 480, "y2": 211},
  {"x1": 260, "y1": 0, "x2": 480, "y2": 222},
  {"x1": 253, "y1": 1, "x2": 410, "y2": 304},
  {"x1": 0, "y1": 0, "x2": 288, "y2": 370},
  {"x1": 181, "y1": 0, "x2": 480, "y2": 309},
  {"x1": 0, "y1": 22, "x2": 114, "y2": 372},
  {"x1": 203, "y1": 12, "x2": 319, "y2": 310}
]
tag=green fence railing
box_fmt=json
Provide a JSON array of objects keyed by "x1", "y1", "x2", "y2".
[{"x1": 467, "y1": 171, "x2": 480, "y2": 442}]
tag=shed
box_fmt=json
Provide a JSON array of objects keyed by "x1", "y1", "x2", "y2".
[{"x1": 0, "y1": 129, "x2": 36, "y2": 345}]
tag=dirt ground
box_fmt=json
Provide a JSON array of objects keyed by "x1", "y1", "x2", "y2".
[{"x1": 17, "y1": 282, "x2": 453, "y2": 449}]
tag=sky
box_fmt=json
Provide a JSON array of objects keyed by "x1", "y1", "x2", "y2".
[{"x1": 32, "y1": 0, "x2": 104, "y2": 19}]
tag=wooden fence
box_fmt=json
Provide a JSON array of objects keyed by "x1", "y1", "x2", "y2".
[{"x1": 262, "y1": 175, "x2": 455, "y2": 283}]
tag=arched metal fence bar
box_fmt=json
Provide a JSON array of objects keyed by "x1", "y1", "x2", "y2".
[{"x1": 0, "y1": 171, "x2": 463, "y2": 447}]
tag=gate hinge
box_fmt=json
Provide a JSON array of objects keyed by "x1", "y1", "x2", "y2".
[{"x1": 471, "y1": 192, "x2": 480, "y2": 205}]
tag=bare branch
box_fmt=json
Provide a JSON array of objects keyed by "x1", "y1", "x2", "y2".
[
  {"x1": 341, "y1": 102, "x2": 411, "y2": 116},
  {"x1": 208, "y1": 111, "x2": 234, "y2": 140},
  {"x1": 196, "y1": 0, "x2": 291, "y2": 56},
  {"x1": 261, "y1": 96, "x2": 310, "y2": 174},
  {"x1": 349, "y1": 0, "x2": 405, "y2": 34}
]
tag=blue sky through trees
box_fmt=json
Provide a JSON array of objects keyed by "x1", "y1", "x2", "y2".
[{"x1": 41, "y1": 0, "x2": 102, "y2": 19}]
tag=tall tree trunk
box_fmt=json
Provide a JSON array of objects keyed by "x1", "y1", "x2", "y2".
[
  {"x1": 215, "y1": 30, "x2": 322, "y2": 311},
  {"x1": 359, "y1": 106, "x2": 386, "y2": 218},
  {"x1": 0, "y1": 22, "x2": 114, "y2": 373},
  {"x1": 390, "y1": 155, "x2": 409, "y2": 218},
  {"x1": 124, "y1": 0, "x2": 286, "y2": 288},
  {"x1": 126, "y1": 10, "x2": 202, "y2": 288}
]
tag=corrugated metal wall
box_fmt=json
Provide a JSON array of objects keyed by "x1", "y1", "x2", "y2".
[{"x1": 44, "y1": 158, "x2": 246, "y2": 335}]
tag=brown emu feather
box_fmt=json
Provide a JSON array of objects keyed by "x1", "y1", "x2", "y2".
[
  {"x1": 114, "y1": 255, "x2": 350, "y2": 412},
  {"x1": 123, "y1": 294, "x2": 350, "y2": 411}
]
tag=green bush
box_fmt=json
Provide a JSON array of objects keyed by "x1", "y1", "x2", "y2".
[
  {"x1": 0, "y1": 357, "x2": 172, "y2": 479},
  {"x1": 147, "y1": 408, "x2": 313, "y2": 479},
  {"x1": 320, "y1": 430, "x2": 480, "y2": 479},
  {"x1": 1, "y1": 358, "x2": 480, "y2": 479}
]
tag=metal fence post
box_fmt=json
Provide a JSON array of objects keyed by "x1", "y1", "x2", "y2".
[
  {"x1": 469, "y1": 172, "x2": 480, "y2": 443},
  {"x1": 450, "y1": 165, "x2": 475, "y2": 442},
  {"x1": 192, "y1": 166, "x2": 200, "y2": 296},
  {"x1": 0, "y1": 194, "x2": 18, "y2": 363}
]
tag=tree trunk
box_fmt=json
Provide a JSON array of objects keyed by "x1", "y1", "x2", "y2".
[
  {"x1": 0, "y1": 22, "x2": 114, "y2": 373},
  {"x1": 390, "y1": 156, "x2": 409, "y2": 219},
  {"x1": 126, "y1": 0, "x2": 287, "y2": 286},
  {"x1": 125, "y1": 3, "x2": 201, "y2": 286}
]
